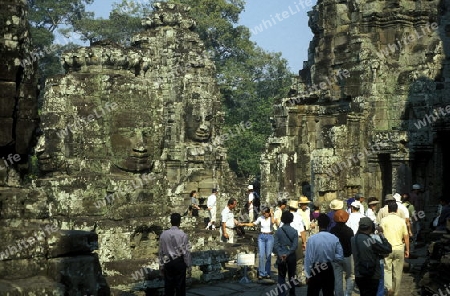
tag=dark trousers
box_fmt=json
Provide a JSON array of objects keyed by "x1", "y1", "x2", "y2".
[
  {"x1": 277, "y1": 253, "x2": 297, "y2": 296},
  {"x1": 307, "y1": 262, "x2": 334, "y2": 296},
  {"x1": 355, "y1": 277, "x2": 380, "y2": 296},
  {"x1": 164, "y1": 257, "x2": 187, "y2": 296}
]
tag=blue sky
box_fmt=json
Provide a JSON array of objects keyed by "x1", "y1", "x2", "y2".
[{"x1": 85, "y1": 0, "x2": 315, "y2": 73}]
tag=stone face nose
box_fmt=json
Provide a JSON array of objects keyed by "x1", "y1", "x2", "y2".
[
  {"x1": 198, "y1": 122, "x2": 209, "y2": 132},
  {"x1": 131, "y1": 131, "x2": 148, "y2": 153}
]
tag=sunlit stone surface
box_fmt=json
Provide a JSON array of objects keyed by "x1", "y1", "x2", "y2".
[{"x1": 261, "y1": 0, "x2": 450, "y2": 213}]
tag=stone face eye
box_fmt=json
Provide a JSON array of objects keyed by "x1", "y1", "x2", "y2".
[{"x1": 205, "y1": 115, "x2": 213, "y2": 121}]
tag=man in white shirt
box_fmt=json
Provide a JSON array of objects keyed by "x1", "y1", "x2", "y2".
[
  {"x1": 247, "y1": 185, "x2": 255, "y2": 222},
  {"x1": 273, "y1": 199, "x2": 287, "y2": 230},
  {"x1": 206, "y1": 188, "x2": 218, "y2": 230},
  {"x1": 394, "y1": 193, "x2": 413, "y2": 237},
  {"x1": 288, "y1": 200, "x2": 307, "y2": 285},
  {"x1": 346, "y1": 201, "x2": 364, "y2": 234},
  {"x1": 298, "y1": 196, "x2": 312, "y2": 242},
  {"x1": 220, "y1": 198, "x2": 238, "y2": 243},
  {"x1": 355, "y1": 193, "x2": 366, "y2": 215}
]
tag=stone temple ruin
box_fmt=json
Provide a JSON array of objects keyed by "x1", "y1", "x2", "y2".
[
  {"x1": 1, "y1": 1, "x2": 253, "y2": 294},
  {"x1": 262, "y1": 0, "x2": 450, "y2": 211},
  {"x1": 1, "y1": 0, "x2": 450, "y2": 294}
]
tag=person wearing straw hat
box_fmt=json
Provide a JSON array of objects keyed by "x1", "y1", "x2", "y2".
[
  {"x1": 365, "y1": 197, "x2": 380, "y2": 224},
  {"x1": 327, "y1": 199, "x2": 344, "y2": 231},
  {"x1": 330, "y1": 210, "x2": 354, "y2": 296},
  {"x1": 285, "y1": 200, "x2": 307, "y2": 285},
  {"x1": 377, "y1": 194, "x2": 406, "y2": 223},
  {"x1": 298, "y1": 196, "x2": 312, "y2": 242}
]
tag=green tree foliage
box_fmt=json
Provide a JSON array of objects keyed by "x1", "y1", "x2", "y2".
[
  {"x1": 71, "y1": 0, "x2": 151, "y2": 44},
  {"x1": 28, "y1": 0, "x2": 94, "y2": 33},
  {"x1": 27, "y1": 0, "x2": 94, "y2": 81}
]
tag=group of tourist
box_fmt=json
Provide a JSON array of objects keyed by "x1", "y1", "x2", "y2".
[
  {"x1": 215, "y1": 184, "x2": 424, "y2": 296},
  {"x1": 158, "y1": 184, "x2": 450, "y2": 296}
]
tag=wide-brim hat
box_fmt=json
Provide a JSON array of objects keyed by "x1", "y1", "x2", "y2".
[
  {"x1": 248, "y1": 185, "x2": 253, "y2": 190},
  {"x1": 393, "y1": 193, "x2": 401, "y2": 202},
  {"x1": 384, "y1": 194, "x2": 395, "y2": 201},
  {"x1": 412, "y1": 184, "x2": 421, "y2": 190},
  {"x1": 329, "y1": 199, "x2": 344, "y2": 210},
  {"x1": 368, "y1": 200, "x2": 380, "y2": 205},
  {"x1": 299, "y1": 196, "x2": 311, "y2": 204},
  {"x1": 289, "y1": 200, "x2": 299, "y2": 209},
  {"x1": 355, "y1": 193, "x2": 364, "y2": 199}
]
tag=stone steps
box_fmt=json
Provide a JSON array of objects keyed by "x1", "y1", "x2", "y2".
[{"x1": 0, "y1": 276, "x2": 65, "y2": 296}]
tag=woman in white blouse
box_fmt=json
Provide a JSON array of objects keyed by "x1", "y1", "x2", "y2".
[{"x1": 241, "y1": 207, "x2": 275, "y2": 279}]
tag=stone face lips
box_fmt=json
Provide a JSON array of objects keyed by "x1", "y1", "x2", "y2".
[{"x1": 262, "y1": 0, "x2": 450, "y2": 205}]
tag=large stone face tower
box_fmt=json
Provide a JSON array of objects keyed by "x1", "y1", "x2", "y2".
[
  {"x1": 261, "y1": 0, "x2": 450, "y2": 209},
  {"x1": 33, "y1": 2, "x2": 240, "y2": 292}
]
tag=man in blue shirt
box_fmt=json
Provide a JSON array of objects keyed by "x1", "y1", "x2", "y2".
[
  {"x1": 305, "y1": 213, "x2": 344, "y2": 296},
  {"x1": 274, "y1": 211, "x2": 299, "y2": 296}
]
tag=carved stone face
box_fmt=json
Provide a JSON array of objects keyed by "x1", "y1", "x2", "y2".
[
  {"x1": 35, "y1": 134, "x2": 59, "y2": 173},
  {"x1": 184, "y1": 99, "x2": 213, "y2": 142},
  {"x1": 37, "y1": 74, "x2": 165, "y2": 174},
  {"x1": 110, "y1": 125, "x2": 163, "y2": 173},
  {"x1": 109, "y1": 91, "x2": 164, "y2": 173}
]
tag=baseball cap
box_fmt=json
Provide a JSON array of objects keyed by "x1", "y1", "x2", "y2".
[
  {"x1": 359, "y1": 217, "x2": 373, "y2": 230},
  {"x1": 351, "y1": 201, "x2": 361, "y2": 209}
]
